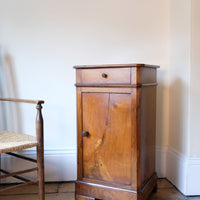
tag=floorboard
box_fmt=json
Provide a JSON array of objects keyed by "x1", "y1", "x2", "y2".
[{"x1": 0, "y1": 179, "x2": 199, "y2": 200}]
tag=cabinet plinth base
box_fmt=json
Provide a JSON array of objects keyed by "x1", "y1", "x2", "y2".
[{"x1": 75, "y1": 173, "x2": 157, "y2": 200}]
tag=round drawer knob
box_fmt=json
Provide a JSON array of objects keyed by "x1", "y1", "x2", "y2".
[
  {"x1": 82, "y1": 130, "x2": 89, "y2": 137},
  {"x1": 102, "y1": 73, "x2": 108, "y2": 78}
]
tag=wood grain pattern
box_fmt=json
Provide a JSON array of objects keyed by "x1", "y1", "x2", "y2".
[
  {"x1": 140, "y1": 86, "x2": 157, "y2": 188},
  {"x1": 77, "y1": 88, "x2": 83, "y2": 180},
  {"x1": 77, "y1": 68, "x2": 131, "y2": 84},
  {"x1": 82, "y1": 93, "x2": 133, "y2": 185},
  {"x1": 76, "y1": 181, "x2": 137, "y2": 200},
  {"x1": 36, "y1": 104, "x2": 45, "y2": 200},
  {"x1": 76, "y1": 173, "x2": 157, "y2": 200},
  {"x1": 75, "y1": 83, "x2": 157, "y2": 88},
  {"x1": 82, "y1": 93, "x2": 109, "y2": 181},
  {"x1": 80, "y1": 87, "x2": 132, "y2": 93},
  {"x1": 74, "y1": 63, "x2": 159, "y2": 69},
  {"x1": 0, "y1": 98, "x2": 44, "y2": 104},
  {"x1": 0, "y1": 101, "x2": 45, "y2": 199},
  {"x1": 76, "y1": 194, "x2": 95, "y2": 200},
  {"x1": 75, "y1": 64, "x2": 158, "y2": 200}
]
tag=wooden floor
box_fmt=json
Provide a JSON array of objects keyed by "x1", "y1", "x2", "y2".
[{"x1": 0, "y1": 179, "x2": 199, "y2": 200}]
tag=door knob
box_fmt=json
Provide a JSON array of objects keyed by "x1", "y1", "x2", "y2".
[
  {"x1": 82, "y1": 131, "x2": 89, "y2": 137},
  {"x1": 102, "y1": 73, "x2": 108, "y2": 78}
]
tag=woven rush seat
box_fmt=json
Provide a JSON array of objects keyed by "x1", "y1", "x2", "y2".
[{"x1": 0, "y1": 131, "x2": 38, "y2": 154}]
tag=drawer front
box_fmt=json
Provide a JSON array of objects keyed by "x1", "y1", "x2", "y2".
[{"x1": 77, "y1": 68, "x2": 130, "y2": 84}]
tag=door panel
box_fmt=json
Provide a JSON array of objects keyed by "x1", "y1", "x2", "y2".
[
  {"x1": 82, "y1": 93, "x2": 132, "y2": 185},
  {"x1": 82, "y1": 93, "x2": 109, "y2": 181}
]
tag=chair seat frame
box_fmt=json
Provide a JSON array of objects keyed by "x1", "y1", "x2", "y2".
[{"x1": 0, "y1": 98, "x2": 45, "y2": 200}]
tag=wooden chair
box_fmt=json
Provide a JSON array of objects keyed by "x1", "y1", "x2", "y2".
[{"x1": 0, "y1": 98, "x2": 45, "y2": 200}]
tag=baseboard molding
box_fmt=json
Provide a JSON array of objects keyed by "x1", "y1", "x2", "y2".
[
  {"x1": 164, "y1": 146, "x2": 200, "y2": 196},
  {"x1": 2, "y1": 146, "x2": 200, "y2": 195},
  {"x1": 1, "y1": 148, "x2": 77, "y2": 183},
  {"x1": 185, "y1": 157, "x2": 200, "y2": 195},
  {"x1": 166, "y1": 147, "x2": 188, "y2": 195}
]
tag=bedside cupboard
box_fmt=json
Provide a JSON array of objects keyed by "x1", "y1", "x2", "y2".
[{"x1": 74, "y1": 64, "x2": 159, "y2": 200}]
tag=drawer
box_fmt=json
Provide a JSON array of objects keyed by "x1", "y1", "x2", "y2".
[{"x1": 77, "y1": 68, "x2": 131, "y2": 84}]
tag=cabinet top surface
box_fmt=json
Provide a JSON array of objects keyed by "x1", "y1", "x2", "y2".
[{"x1": 74, "y1": 63, "x2": 160, "y2": 69}]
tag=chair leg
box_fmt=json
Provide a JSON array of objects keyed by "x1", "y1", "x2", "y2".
[
  {"x1": 36, "y1": 103, "x2": 45, "y2": 200},
  {"x1": 37, "y1": 146, "x2": 45, "y2": 200}
]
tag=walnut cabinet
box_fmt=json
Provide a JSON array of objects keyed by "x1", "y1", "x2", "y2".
[{"x1": 74, "y1": 64, "x2": 159, "y2": 200}]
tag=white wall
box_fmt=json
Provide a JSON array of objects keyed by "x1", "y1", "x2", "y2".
[
  {"x1": 164, "y1": 0, "x2": 191, "y2": 194},
  {"x1": 166, "y1": 0, "x2": 200, "y2": 195},
  {"x1": 168, "y1": 0, "x2": 191, "y2": 157},
  {"x1": 1, "y1": 0, "x2": 200, "y2": 196},
  {"x1": 184, "y1": 1, "x2": 200, "y2": 194},
  {"x1": 0, "y1": 0, "x2": 170, "y2": 181},
  {"x1": 190, "y1": 0, "x2": 200, "y2": 157}
]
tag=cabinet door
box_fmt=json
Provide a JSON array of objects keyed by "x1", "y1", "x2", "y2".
[{"x1": 82, "y1": 92, "x2": 132, "y2": 186}]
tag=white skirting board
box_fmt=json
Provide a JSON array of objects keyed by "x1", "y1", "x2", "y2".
[
  {"x1": 156, "y1": 146, "x2": 200, "y2": 196},
  {"x1": 1, "y1": 148, "x2": 77, "y2": 183},
  {"x1": 1, "y1": 146, "x2": 200, "y2": 195}
]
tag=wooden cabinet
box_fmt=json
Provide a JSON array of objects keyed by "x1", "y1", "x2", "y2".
[{"x1": 74, "y1": 64, "x2": 159, "y2": 200}]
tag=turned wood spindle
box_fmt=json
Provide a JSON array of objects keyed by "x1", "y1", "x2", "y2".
[{"x1": 36, "y1": 103, "x2": 45, "y2": 200}]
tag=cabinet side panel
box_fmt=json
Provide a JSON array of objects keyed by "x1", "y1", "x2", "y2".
[
  {"x1": 140, "y1": 68, "x2": 157, "y2": 84},
  {"x1": 140, "y1": 86, "x2": 157, "y2": 187}
]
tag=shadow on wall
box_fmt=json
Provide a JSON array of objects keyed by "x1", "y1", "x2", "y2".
[
  {"x1": 155, "y1": 68, "x2": 169, "y2": 177},
  {"x1": 0, "y1": 47, "x2": 22, "y2": 132},
  {"x1": 168, "y1": 78, "x2": 188, "y2": 154},
  {"x1": 156, "y1": 69, "x2": 169, "y2": 145},
  {"x1": 166, "y1": 77, "x2": 189, "y2": 189}
]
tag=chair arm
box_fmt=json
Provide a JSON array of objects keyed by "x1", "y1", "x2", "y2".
[{"x1": 0, "y1": 98, "x2": 44, "y2": 104}]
